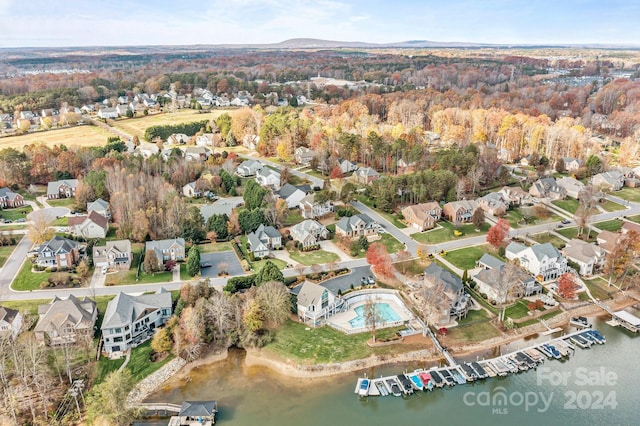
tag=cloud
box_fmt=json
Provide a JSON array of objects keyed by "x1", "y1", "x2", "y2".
[{"x1": 349, "y1": 15, "x2": 369, "y2": 22}]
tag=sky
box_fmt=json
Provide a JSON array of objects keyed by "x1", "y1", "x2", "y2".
[{"x1": 0, "y1": 0, "x2": 639, "y2": 48}]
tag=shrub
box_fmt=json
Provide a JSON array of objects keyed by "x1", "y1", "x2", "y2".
[{"x1": 224, "y1": 275, "x2": 256, "y2": 293}]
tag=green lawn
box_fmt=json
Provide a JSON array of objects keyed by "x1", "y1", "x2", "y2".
[
  {"x1": 446, "y1": 320, "x2": 500, "y2": 344},
  {"x1": 265, "y1": 320, "x2": 408, "y2": 364},
  {"x1": 504, "y1": 300, "x2": 532, "y2": 320},
  {"x1": 599, "y1": 200, "x2": 625, "y2": 212},
  {"x1": 412, "y1": 221, "x2": 490, "y2": 244},
  {"x1": 556, "y1": 226, "x2": 597, "y2": 242},
  {"x1": 584, "y1": 277, "x2": 615, "y2": 300},
  {"x1": 356, "y1": 196, "x2": 407, "y2": 229},
  {"x1": 198, "y1": 242, "x2": 232, "y2": 253},
  {"x1": 627, "y1": 215, "x2": 640, "y2": 223},
  {"x1": 0, "y1": 245, "x2": 16, "y2": 268},
  {"x1": 615, "y1": 187, "x2": 640, "y2": 203},
  {"x1": 552, "y1": 198, "x2": 579, "y2": 214},
  {"x1": 251, "y1": 257, "x2": 287, "y2": 273},
  {"x1": 51, "y1": 216, "x2": 68, "y2": 226},
  {"x1": 393, "y1": 259, "x2": 429, "y2": 276},
  {"x1": 592, "y1": 219, "x2": 623, "y2": 232},
  {"x1": 11, "y1": 261, "x2": 53, "y2": 291},
  {"x1": 283, "y1": 210, "x2": 304, "y2": 227},
  {"x1": 457, "y1": 308, "x2": 491, "y2": 325},
  {"x1": 47, "y1": 198, "x2": 75, "y2": 208},
  {"x1": 446, "y1": 245, "x2": 491, "y2": 270},
  {"x1": 515, "y1": 309, "x2": 562, "y2": 328},
  {"x1": 0, "y1": 205, "x2": 32, "y2": 221},
  {"x1": 289, "y1": 249, "x2": 339, "y2": 266},
  {"x1": 379, "y1": 233, "x2": 404, "y2": 254},
  {"x1": 106, "y1": 268, "x2": 173, "y2": 285},
  {"x1": 95, "y1": 340, "x2": 175, "y2": 385},
  {"x1": 530, "y1": 232, "x2": 567, "y2": 248},
  {"x1": 504, "y1": 209, "x2": 525, "y2": 228}
]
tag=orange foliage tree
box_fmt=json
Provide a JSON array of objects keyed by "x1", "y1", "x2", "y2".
[
  {"x1": 557, "y1": 273, "x2": 578, "y2": 299},
  {"x1": 486, "y1": 218, "x2": 510, "y2": 248},
  {"x1": 366, "y1": 242, "x2": 393, "y2": 278}
]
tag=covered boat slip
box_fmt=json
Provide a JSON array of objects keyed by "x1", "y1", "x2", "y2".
[{"x1": 610, "y1": 310, "x2": 640, "y2": 333}]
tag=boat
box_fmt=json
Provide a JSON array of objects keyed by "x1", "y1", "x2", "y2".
[
  {"x1": 429, "y1": 369, "x2": 444, "y2": 388},
  {"x1": 491, "y1": 359, "x2": 510, "y2": 376},
  {"x1": 501, "y1": 357, "x2": 520, "y2": 373},
  {"x1": 460, "y1": 363, "x2": 477, "y2": 381},
  {"x1": 570, "y1": 316, "x2": 591, "y2": 328},
  {"x1": 407, "y1": 373, "x2": 424, "y2": 391},
  {"x1": 536, "y1": 345, "x2": 553, "y2": 359},
  {"x1": 587, "y1": 329, "x2": 606, "y2": 344},
  {"x1": 450, "y1": 368, "x2": 467, "y2": 384},
  {"x1": 396, "y1": 374, "x2": 414, "y2": 395},
  {"x1": 357, "y1": 378, "x2": 370, "y2": 397},
  {"x1": 471, "y1": 361, "x2": 488, "y2": 379},
  {"x1": 385, "y1": 378, "x2": 402, "y2": 397},
  {"x1": 418, "y1": 371, "x2": 433, "y2": 390},
  {"x1": 438, "y1": 369, "x2": 455, "y2": 386},
  {"x1": 375, "y1": 379, "x2": 389, "y2": 397},
  {"x1": 570, "y1": 335, "x2": 591, "y2": 349},
  {"x1": 544, "y1": 344, "x2": 562, "y2": 359}
]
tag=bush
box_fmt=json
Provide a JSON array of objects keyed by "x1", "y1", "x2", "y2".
[
  {"x1": 224, "y1": 275, "x2": 256, "y2": 293},
  {"x1": 498, "y1": 246, "x2": 505, "y2": 257}
]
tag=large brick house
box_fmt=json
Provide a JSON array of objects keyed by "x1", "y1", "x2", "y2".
[
  {"x1": 46, "y1": 179, "x2": 79, "y2": 199},
  {"x1": 442, "y1": 200, "x2": 478, "y2": 224},
  {"x1": 402, "y1": 202, "x2": 442, "y2": 231},
  {"x1": 34, "y1": 236, "x2": 80, "y2": 269},
  {"x1": 0, "y1": 187, "x2": 24, "y2": 209}
]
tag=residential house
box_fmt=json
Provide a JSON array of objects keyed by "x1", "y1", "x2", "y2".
[
  {"x1": 97, "y1": 107, "x2": 118, "y2": 119},
  {"x1": 117, "y1": 95, "x2": 129, "y2": 104},
  {"x1": 442, "y1": 200, "x2": 478, "y2": 224},
  {"x1": 230, "y1": 96, "x2": 250, "y2": 107},
  {"x1": 132, "y1": 142, "x2": 160, "y2": 159},
  {"x1": 529, "y1": 177, "x2": 566, "y2": 200},
  {"x1": 397, "y1": 158, "x2": 416, "y2": 174},
  {"x1": 68, "y1": 211, "x2": 109, "y2": 239},
  {"x1": 115, "y1": 104, "x2": 130, "y2": 116},
  {"x1": 199, "y1": 197, "x2": 244, "y2": 222},
  {"x1": 81, "y1": 104, "x2": 95, "y2": 114},
  {"x1": 277, "y1": 183, "x2": 311, "y2": 209},
  {"x1": 321, "y1": 158, "x2": 357, "y2": 175},
  {"x1": 169, "y1": 401, "x2": 218, "y2": 426},
  {"x1": 101, "y1": 288, "x2": 172, "y2": 354},
  {"x1": 0, "y1": 306, "x2": 23, "y2": 339},
  {"x1": 145, "y1": 238, "x2": 186, "y2": 267},
  {"x1": 472, "y1": 254, "x2": 541, "y2": 304},
  {"x1": 19, "y1": 111, "x2": 35, "y2": 120},
  {"x1": 196, "y1": 133, "x2": 214, "y2": 147},
  {"x1": 561, "y1": 157, "x2": 584, "y2": 172},
  {"x1": 498, "y1": 186, "x2": 532, "y2": 207},
  {"x1": 34, "y1": 296, "x2": 97, "y2": 346},
  {"x1": 401, "y1": 202, "x2": 442, "y2": 231},
  {"x1": 505, "y1": 242, "x2": 568, "y2": 281},
  {"x1": 622, "y1": 220, "x2": 640, "y2": 235},
  {"x1": 242, "y1": 134, "x2": 260, "y2": 151},
  {"x1": 299, "y1": 193, "x2": 333, "y2": 219},
  {"x1": 183, "y1": 146, "x2": 210, "y2": 162},
  {"x1": 422, "y1": 263, "x2": 469, "y2": 323},
  {"x1": 353, "y1": 167, "x2": 380, "y2": 185},
  {"x1": 476, "y1": 192, "x2": 508, "y2": 217},
  {"x1": 556, "y1": 176, "x2": 586, "y2": 199},
  {"x1": 335, "y1": 214, "x2": 377, "y2": 239},
  {"x1": 0, "y1": 187, "x2": 24, "y2": 208},
  {"x1": 256, "y1": 167, "x2": 281, "y2": 190},
  {"x1": 167, "y1": 133, "x2": 189, "y2": 145},
  {"x1": 294, "y1": 147, "x2": 317, "y2": 166},
  {"x1": 183, "y1": 181, "x2": 202, "y2": 198},
  {"x1": 294, "y1": 281, "x2": 342, "y2": 327},
  {"x1": 46, "y1": 179, "x2": 79, "y2": 199},
  {"x1": 591, "y1": 171, "x2": 624, "y2": 191},
  {"x1": 247, "y1": 224, "x2": 282, "y2": 258},
  {"x1": 236, "y1": 159, "x2": 263, "y2": 177},
  {"x1": 93, "y1": 240, "x2": 133, "y2": 270},
  {"x1": 87, "y1": 198, "x2": 110, "y2": 219},
  {"x1": 519, "y1": 155, "x2": 533, "y2": 166},
  {"x1": 562, "y1": 239, "x2": 606, "y2": 276},
  {"x1": 290, "y1": 219, "x2": 329, "y2": 248},
  {"x1": 596, "y1": 230, "x2": 619, "y2": 253},
  {"x1": 35, "y1": 236, "x2": 80, "y2": 269}
]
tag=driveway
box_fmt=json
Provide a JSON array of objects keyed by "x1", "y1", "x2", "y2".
[
  {"x1": 27, "y1": 207, "x2": 70, "y2": 222},
  {"x1": 350, "y1": 200, "x2": 417, "y2": 255},
  {"x1": 320, "y1": 265, "x2": 372, "y2": 294},
  {"x1": 199, "y1": 251, "x2": 244, "y2": 279},
  {"x1": 0, "y1": 235, "x2": 32, "y2": 295}
]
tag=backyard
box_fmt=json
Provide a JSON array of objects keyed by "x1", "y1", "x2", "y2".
[
  {"x1": 412, "y1": 221, "x2": 490, "y2": 244},
  {"x1": 445, "y1": 245, "x2": 492, "y2": 270},
  {"x1": 584, "y1": 277, "x2": 615, "y2": 300},
  {"x1": 289, "y1": 249, "x2": 339, "y2": 266},
  {"x1": 95, "y1": 340, "x2": 175, "y2": 385},
  {"x1": 552, "y1": 198, "x2": 579, "y2": 214}
]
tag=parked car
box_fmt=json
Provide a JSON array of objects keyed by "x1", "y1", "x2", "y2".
[
  {"x1": 101, "y1": 266, "x2": 107, "y2": 274},
  {"x1": 3, "y1": 220, "x2": 12, "y2": 224},
  {"x1": 15, "y1": 218, "x2": 26, "y2": 223},
  {"x1": 367, "y1": 276, "x2": 375, "y2": 285},
  {"x1": 200, "y1": 262, "x2": 212, "y2": 268},
  {"x1": 361, "y1": 276, "x2": 368, "y2": 285},
  {"x1": 561, "y1": 219, "x2": 570, "y2": 224},
  {"x1": 378, "y1": 228, "x2": 386, "y2": 234}
]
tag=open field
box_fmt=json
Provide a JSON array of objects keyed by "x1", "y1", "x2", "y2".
[
  {"x1": 289, "y1": 249, "x2": 339, "y2": 266},
  {"x1": 0, "y1": 125, "x2": 111, "y2": 150},
  {"x1": 110, "y1": 109, "x2": 231, "y2": 139},
  {"x1": 446, "y1": 245, "x2": 491, "y2": 270},
  {"x1": 412, "y1": 221, "x2": 490, "y2": 244},
  {"x1": 599, "y1": 200, "x2": 625, "y2": 212},
  {"x1": 552, "y1": 198, "x2": 579, "y2": 214},
  {"x1": 530, "y1": 232, "x2": 567, "y2": 248},
  {"x1": 592, "y1": 219, "x2": 623, "y2": 232}
]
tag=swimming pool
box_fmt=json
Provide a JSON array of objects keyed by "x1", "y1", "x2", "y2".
[{"x1": 348, "y1": 303, "x2": 402, "y2": 329}]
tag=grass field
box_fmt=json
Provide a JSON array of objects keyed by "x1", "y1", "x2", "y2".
[
  {"x1": 379, "y1": 233, "x2": 404, "y2": 254},
  {"x1": 530, "y1": 232, "x2": 567, "y2": 248},
  {"x1": 615, "y1": 188, "x2": 640, "y2": 203},
  {"x1": 556, "y1": 226, "x2": 597, "y2": 242},
  {"x1": 599, "y1": 200, "x2": 625, "y2": 212},
  {"x1": 552, "y1": 198, "x2": 579, "y2": 214},
  {"x1": 628, "y1": 215, "x2": 640, "y2": 223},
  {"x1": 289, "y1": 249, "x2": 339, "y2": 266},
  {"x1": 592, "y1": 219, "x2": 623, "y2": 232},
  {"x1": 198, "y1": 242, "x2": 232, "y2": 253},
  {"x1": 47, "y1": 198, "x2": 75, "y2": 208},
  {"x1": 11, "y1": 261, "x2": 53, "y2": 291},
  {"x1": 110, "y1": 109, "x2": 229, "y2": 139},
  {"x1": 584, "y1": 277, "x2": 615, "y2": 300},
  {"x1": 446, "y1": 245, "x2": 491, "y2": 270},
  {"x1": 0, "y1": 245, "x2": 16, "y2": 268},
  {"x1": 251, "y1": 257, "x2": 287, "y2": 273},
  {"x1": 95, "y1": 340, "x2": 175, "y2": 385},
  {"x1": 265, "y1": 320, "x2": 414, "y2": 364},
  {"x1": 0, "y1": 125, "x2": 111, "y2": 150},
  {"x1": 445, "y1": 319, "x2": 500, "y2": 345},
  {"x1": 0, "y1": 205, "x2": 32, "y2": 221},
  {"x1": 412, "y1": 221, "x2": 490, "y2": 244},
  {"x1": 356, "y1": 196, "x2": 407, "y2": 229}
]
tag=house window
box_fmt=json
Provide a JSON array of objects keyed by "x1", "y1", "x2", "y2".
[
  {"x1": 113, "y1": 337, "x2": 123, "y2": 343},
  {"x1": 321, "y1": 290, "x2": 329, "y2": 309},
  {"x1": 125, "y1": 334, "x2": 131, "y2": 340},
  {"x1": 124, "y1": 325, "x2": 129, "y2": 331},
  {"x1": 115, "y1": 328, "x2": 121, "y2": 333}
]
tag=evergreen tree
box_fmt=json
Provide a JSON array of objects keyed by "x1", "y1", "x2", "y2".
[
  {"x1": 187, "y1": 245, "x2": 201, "y2": 277},
  {"x1": 256, "y1": 260, "x2": 284, "y2": 284}
]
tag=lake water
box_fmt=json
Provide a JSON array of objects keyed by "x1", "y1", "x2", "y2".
[{"x1": 143, "y1": 317, "x2": 639, "y2": 425}]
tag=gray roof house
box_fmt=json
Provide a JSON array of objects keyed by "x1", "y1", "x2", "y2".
[
  {"x1": 505, "y1": 242, "x2": 568, "y2": 281},
  {"x1": 556, "y1": 176, "x2": 586, "y2": 199},
  {"x1": 183, "y1": 181, "x2": 202, "y2": 198},
  {"x1": 591, "y1": 171, "x2": 624, "y2": 191},
  {"x1": 236, "y1": 159, "x2": 263, "y2": 177},
  {"x1": 46, "y1": 179, "x2": 79, "y2": 199},
  {"x1": 101, "y1": 288, "x2": 172, "y2": 354},
  {"x1": 0, "y1": 306, "x2": 23, "y2": 339},
  {"x1": 34, "y1": 295, "x2": 97, "y2": 346},
  {"x1": 295, "y1": 281, "x2": 341, "y2": 327},
  {"x1": 171, "y1": 401, "x2": 218, "y2": 425},
  {"x1": 354, "y1": 167, "x2": 380, "y2": 185},
  {"x1": 247, "y1": 224, "x2": 282, "y2": 258},
  {"x1": 476, "y1": 192, "x2": 508, "y2": 216},
  {"x1": 528, "y1": 177, "x2": 566, "y2": 200},
  {"x1": 299, "y1": 193, "x2": 334, "y2": 219},
  {"x1": 277, "y1": 183, "x2": 311, "y2": 209},
  {"x1": 562, "y1": 238, "x2": 606, "y2": 276},
  {"x1": 423, "y1": 263, "x2": 468, "y2": 322},
  {"x1": 256, "y1": 167, "x2": 281, "y2": 190},
  {"x1": 561, "y1": 157, "x2": 584, "y2": 171},
  {"x1": 472, "y1": 254, "x2": 541, "y2": 304},
  {"x1": 93, "y1": 240, "x2": 133, "y2": 270},
  {"x1": 0, "y1": 187, "x2": 24, "y2": 209},
  {"x1": 335, "y1": 214, "x2": 378, "y2": 239},
  {"x1": 294, "y1": 147, "x2": 317, "y2": 166},
  {"x1": 290, "y1": 219, "x2": 329, "y2": 248},
  {"x1": 35, "y1": 236, "x2": 80, "y2": 269},
  {"x1": 87, "y1": 198, "x2": 110, "y2": 219},
  {"x1": 145, "y1": 238, "x2": 186, "y2": 266}
]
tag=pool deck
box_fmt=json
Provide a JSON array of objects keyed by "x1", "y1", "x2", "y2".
[{"x1": 327, "y1": 299, "x2": 413, "y2": 333}]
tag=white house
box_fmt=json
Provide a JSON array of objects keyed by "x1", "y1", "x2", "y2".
[
  {"x1": 0, "y1": 306, "x2": 23, "y2": 339},
  {"x1": 290, "y1": 220, "x2": 329, "y2": 248},
  {"x1": 93, "y1": 240, "x2": 133, "y2": 270},
  {"x1": 505, "y1": 242, "x2": 568, "y2": 281},
  {"x1": 562, "y1": 239, "x2": 606, "y2": 276},
  {"x1": 277, "y1": 183, "x2": 310, "y2": 209},
  {"x1": 68, "y1": 211, "x2": 109, "y2": 239},
  {"x1": 236, "y1": 159, "x2": 263, "y2": 177},
  {"x1": 167, "y1": 133, "x2": 189, "y2": 145},
  {"x1": 299, "y1": 193, "x2": 333, "y2": 219},
  {"x1": 247, "y1": 224, "x2": 282, "y2": 258},
  {"x1": 294, "y1": 281, "x2": 342, "y2": 327},
  {"x1": 472, "y1": 254, "x2": 541, "y2": 304},
  {"x1": 183, "y1": 181, "x2": 202, "y2": 198},
  {"x1": 256, "y1": 168, "x2": 281, "y2": 190},
  {"x1": 101, "y1": 288, "x2": 172, "y2": 354},
  {"x1": 561, "y1": 157, "x2": 584, "y2": 171},
  {"x1": 294, "y1": 147, "x2": 317, "y2": 166},
  {"x1": 97, "y1": 107, "x2": 118, "y2": 119},
  {"x1": 115, "y1": 104, "x2": 130, "y2": 116},
  {"x1": 196, "y1": 133, "x2": 214, "y2": 146},
  {"x1": 87, "y1": 198, "x2": 111, "y2": 219}
]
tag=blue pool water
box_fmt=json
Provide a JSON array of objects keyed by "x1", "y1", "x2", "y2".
[{"x1": 348, "y1": 303, "x2": 401, "y2": 329}]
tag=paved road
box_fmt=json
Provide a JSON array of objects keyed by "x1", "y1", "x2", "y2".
[
  {"x1": 0, "y1": 235, "x2": 32, "y2": 299},
  {"x1": 350, "y1": 200, "x2": 417, "y2": 255},
  {"x1": 257, "y1": 157, "x2": 325, "y2": 188}
]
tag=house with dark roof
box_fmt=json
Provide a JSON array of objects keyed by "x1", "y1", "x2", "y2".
[
  {"x1": 87, "y1": 198, "x2": 110, "y2": 219},
  {"x1": 101, "y1": 288, "x2": 172, "y2": 354},
  {"x1": 335, "y1": 214, "x2": 377, "y2": 239},
  {"x1": 169, "y1": 401, "x2": 218, "y2": 426},
  {"x1": 247, "y1": 224, "x2": 282, "y2": 258},
  {"x1": 68, "y1": 211, "x2": 109, "y2": 239},
  {"x1": 423, "y1": 263, "x2": 469, "y2": 323},
  {"x1": 35, "y1": 236, "x2": 80, "y2": 269},
  {"x1": 145, "y1": 238, "x2": 186, "y2": 267},
  {"x1": 442, "y1": 200, "x2": 478, "y2": 224},
  {"x1": 294, "y1": 281, "x2": 342, "y2": 327},
  {"x1": 0, "y1": 187, "x2": 24, "y2": 209},
  {"x1": 46, "y1": 179, "x2": 79, "y2": 199},
  {"x1": 401, "y1": 202, "x2": 441, "y2": 231},
  {"x1": 0, "y1": 306, "x2": 23, "y2": 339},
  {"x1": 528, "y1": 177, "x2": 566, "y2": 200},
  {"x1": 353, "y1": 167, "x2": 380, "y2": 185},
  {"x1": 505, "y1": 242, "x2": 568, "y2": 281},
  {"x1": 277, "y1": 183, "x2": 311, "y2": 209},
  {"x1": 93, "y1": 240, "x2": 132, "y2": 270},
  {"x1": 34, "y1": 296, "x2": 97, "y2": 346}
]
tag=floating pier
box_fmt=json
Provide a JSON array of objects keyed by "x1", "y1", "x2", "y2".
[{"x1": 355, "y1": 328, "x2": 607, "y2": 398}]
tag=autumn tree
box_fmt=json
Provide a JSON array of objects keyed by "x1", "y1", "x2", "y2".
[
  {"x1": 131, "y1": 209, "x2": 150, "y2": 242},
  {"x1": 85, "y1": 369, "x2": 141, "y2": 426},
  {"x1": 143, "y1": 250, "x2": 160, "y2": 274},
  {"x1": 486, "y1": 218, "x2": 510, "y2": 248},
  {"x1": 27, "y1": 210, "x2": 54, "y2": 245},
  {"x1": 395, "y1": 249, "x2": 411, "y2": 273},
  {"x1": 471, "y1": 207, "x2": 485, "y2": 229},
  {"x1": 366, "y1": 242, "x2": 393, "y2": 278},
  {"x1": 151, "y1": 328, "x2": 172, "y2": 354},
  {"x1": 329, "y1": 166, "x2": 343, "y2": 180},
  {"x1": 604, "y1": 230, "x2": 640, "y2": 289},
  {"x1": 557, "y1": 273, "x2": 578, "y2": 299},
  {"x1": 363, "y1": 297, "x2": 382, "y2": 343},
  {"x1": 254, "y1": 281, "x2": 291, "y2": 327}
]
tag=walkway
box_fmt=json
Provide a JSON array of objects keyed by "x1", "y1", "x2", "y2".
[{"x1": 350, "y1": 200, "x2": 417, "y2": 255}]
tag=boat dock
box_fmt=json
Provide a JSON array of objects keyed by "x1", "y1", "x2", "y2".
[
  {"x1": 355, "y1": 328, "x2": 606, "y2": 398},
  {"x1": 609, "y1": 310, "x2": 640, "y2": 333}
]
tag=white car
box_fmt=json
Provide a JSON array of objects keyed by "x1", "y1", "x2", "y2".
[{"x1": 101, "y1": 266, "x2": 108, "y2": 274}]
